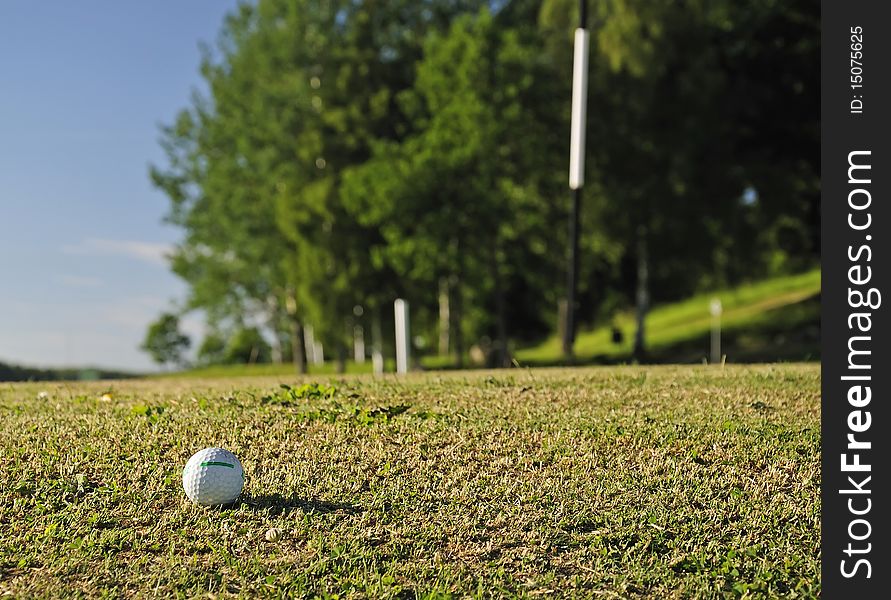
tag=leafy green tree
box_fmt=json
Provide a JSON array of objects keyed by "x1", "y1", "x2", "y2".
[
  {"x1": 343, "y1": 9, "x2": 565, "y2": 366},
  {"x1": 150, "y1": 2, "x2": 314, "y2": 373},
  {"x1": 223, "y1": 327, "x2": 272, "y2": 364},
  {"x1": 152, "y1": 0, "x2": 488, "y2": 373},
  {"x1": 141, "y1": 313, "x2": 191, "y2": 369},
  {"x1": 196, "y1": 332, "x2": 227, "y2": 366},
  {"x1": 271, "y1": 0, "x2": 490, "y2": 370},
  {"x1": 149, "y1": 0, "x2": 818, "y2": 366}
]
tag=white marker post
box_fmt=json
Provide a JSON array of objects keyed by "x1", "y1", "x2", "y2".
[
  {"x1": 352, "y1": 305, "x2": 366, "y2": 364},
  {"x1": 303, "y1": 324, "x2": 316, "y2": 365},
  {"x1": 394, "y1": 299, "x2": 410, "y2": 375},
  {"x1": 710, "y1": 298, "x2": 722, "y2": 365},
  {"x1": 353, "y1": 325, "x2": 365, "y2": 363},
  {"x1": 372, "y1": 349, "x2": 384, "y2": 375},
  {"x1": 569, "y1": 27, "x2": 590, "y2": 191}
]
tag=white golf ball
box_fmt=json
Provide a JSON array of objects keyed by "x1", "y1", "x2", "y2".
[{"x1": 182, "y1": 447, "x2": 244, "y2": 506}]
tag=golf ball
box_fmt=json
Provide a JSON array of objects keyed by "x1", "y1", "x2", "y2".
[{"x1": 182, "y1": 447, "x2": 244, "y2": 506}]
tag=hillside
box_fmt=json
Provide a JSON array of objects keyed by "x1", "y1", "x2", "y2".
[
  {"x1": 516, "y1": 269, "x2": 821, "y2": 365},
  {"x1": 0, "y1": 362, "x2": 136, "y2": 383}
]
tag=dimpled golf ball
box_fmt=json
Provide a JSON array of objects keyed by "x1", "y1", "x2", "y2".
[{"x1": 182, "y1": 447, "x2": 244, "y2": 506}]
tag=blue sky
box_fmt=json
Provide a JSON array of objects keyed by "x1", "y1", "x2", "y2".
[{"x1": 0, "y1": 1, "x2": 243, "y2": 371}]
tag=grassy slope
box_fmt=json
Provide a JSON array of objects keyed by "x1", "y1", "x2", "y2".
[
  {"x1": 0, "y1": 365, "x2": 819, "y2": 598},
  {"x1": 516, "y1": 269, "x2": 821, "y2": 365}
]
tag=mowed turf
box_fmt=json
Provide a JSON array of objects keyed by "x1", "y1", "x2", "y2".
[{"x1": 0, "y1": 365, "x2": 820, "y2": 598}]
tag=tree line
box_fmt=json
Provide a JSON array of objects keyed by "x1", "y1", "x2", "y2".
[{"x1": 143, "y1": 0, "x2": 819, "y2": 371}]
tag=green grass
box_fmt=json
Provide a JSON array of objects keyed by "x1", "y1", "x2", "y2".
[
  {"x1": 171, "y1": 361, "x2": 380, "y2": 379},
  {"x1": 0, "y1": 365, "x2": 819, "y2": 597},
  {"x1": 517, "y1": 269, "x2": 821, "y2": 364}
]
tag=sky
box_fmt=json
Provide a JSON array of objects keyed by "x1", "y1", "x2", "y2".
[{"x1": 0, "y1": 1, "x2": 243, "y2": 371}]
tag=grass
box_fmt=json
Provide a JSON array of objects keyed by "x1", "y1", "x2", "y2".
[
  {"x1": 516, "y1": 269, "x2": 821, "y2": 364},
  {"x1": 0, "y1": 365, "x2": 819, "y2": 598},
  {"x1": 170, "y1": 361, "x2": 383, "y2": 379}
]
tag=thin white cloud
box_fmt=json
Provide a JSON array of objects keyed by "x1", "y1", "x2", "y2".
[
  {"x1": 58, "y1": 274, "x2": 103, "y2": 287},
  {"x1": 62, "y1": 238, "x2": 172, "y2": 266}
]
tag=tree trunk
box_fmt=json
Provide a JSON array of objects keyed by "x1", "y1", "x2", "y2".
[
  {"x1": 438, "y1": 277, "x2": 450, "y2": 357},
  {"x1": 336, "y1": 319, "x2": 351, "y2": 374},
  {"x1": 290, "y1": 321, "x2": 306, "y2": 374},
  {"x1": 633, "y1": 225, "x2": 649, "y2": 360},
  {"x1": 451, "y1": 273, "x2": 464, "y2": 369},
  {"x1": 371, "y1": 307, "x2": 384, "y2": 374},
  {"x1": 336, "y1": 345, "x2": 347, "y2": 374},
  {"x1": 557, "y1": 299, "x2": 568, "y2": 347},
  {"x1": 490, "y1": 242, "x2": 510, "y2": 368},
  {"x1": 285, "y1": 290, "x2": 306, "y2": 374}
]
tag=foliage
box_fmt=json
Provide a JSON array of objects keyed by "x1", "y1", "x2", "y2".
[
  {"x1": 148, "y1": 0, "x2": 819, "y2": 365},
  {"x1": 222, "y1": 326, "x2": 273, "y2": 365},
  {"x1": 140, "y1": 313, "x2": 191, "y2": 368},
  {"x1": 341, "y1": 10, "x2": 566, "y2": 361},
  {"x1": 264, "y1": 382, "x2": 337, "y2": 403},
  {"x1": 196, "y1": 332, "x2": 227, "y2": 366}
]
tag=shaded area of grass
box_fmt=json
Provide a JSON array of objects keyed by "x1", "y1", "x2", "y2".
[
  {"x1": 0, "y1": 366, "x2": 819, "y2": 597},
  {"x1": 516, "y1": 269, "x2": 820, "y2": 365}
]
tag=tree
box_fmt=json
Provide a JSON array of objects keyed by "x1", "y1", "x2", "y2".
[
  {"x1": 223, "y1": 327, "x2": 272, "y2": 364},
  {"x1": 538, "y1": 0, "x2": 819, "y2": 356},
  {"x1": 342, "y1": 9, "x2": 565, "y2": 366},
  {"x1": 141, "y1": 313, "x2": 191, "y2": 369},
  {"x1": 196, "y1": 332, "x2": 227, "y2": 366},
  {"x1": 149, "y1": 0, "x2": 819, "y2": 367},
  {"x1": 151, "y1": 0, "x2": 488, "y2": 374}
]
